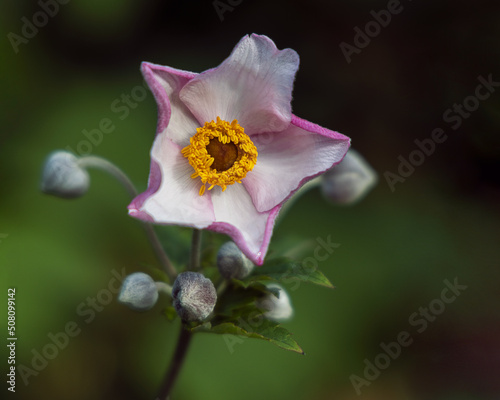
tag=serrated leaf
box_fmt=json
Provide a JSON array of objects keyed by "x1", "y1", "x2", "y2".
[
  {"x1": 209, "y1": 320, "x2": 304, "y2": 354},
  {"x1": 243, "y1": 258, "x2": 334, "y2": 288}
]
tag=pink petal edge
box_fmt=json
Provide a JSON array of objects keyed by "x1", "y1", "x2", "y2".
[
  {"x1": 128, "y1": 63, "x2": 199, "y2": 221},
  {"x1": 141, "y1": 62, "x2": 197, "y2": 134},
  {"x1": 208, "y1": 203, "x2": 282, "y2": 265},
  {"x1": 290, "y1": 114, "x2": 351, "y2": 142},
  {"x1": 280, "y1": 115, "x2": 351, "y2": 204},
  {"x1": 128, "y1": 159, "x2": 162, "y2": 221},
  {"x1": 131, "y1": 138, "x2": 216, "y2": 228},
  {"x1": 288, "y1": 113, "x2": 352, "y2": 180},
  {"x1": 179, "y1": 34, "x2": 299, "y2": 135},
  {"x1": 243, "y1": 114, "x2": 351, "y2": 212}
]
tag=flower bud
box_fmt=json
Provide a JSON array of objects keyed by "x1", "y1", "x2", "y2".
[
  {"x1": 118, "y1": 272, "x2": 159, "y2": 312},
  {"x1": 40, "y1": 151, "x2": 90, "y2": 199},
  {"x1": 321, "y1": 149, "x2": 377, "y2": 205},
  {"x1": 217, "y1": 241, "x2": 255, "y2": 280},
  {"x1": 257, "y1": 284, "x2": 293, "y2": 322},
  {"x1": 172, "y1": 272, "x2": 217, "y2": 322}
]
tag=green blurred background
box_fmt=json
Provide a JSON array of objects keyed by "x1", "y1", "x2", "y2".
[{"x1": 1, "y1": 0, "x2": 499, "y2": 399}]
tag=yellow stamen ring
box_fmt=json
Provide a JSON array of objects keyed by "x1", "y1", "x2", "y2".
[{"x1": 181, "y1": 117, "x2": 258, "y2": 195}]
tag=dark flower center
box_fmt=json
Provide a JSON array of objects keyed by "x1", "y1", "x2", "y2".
[{"x1": 206, "y1": 138, "x2": 239, "y2": 172}]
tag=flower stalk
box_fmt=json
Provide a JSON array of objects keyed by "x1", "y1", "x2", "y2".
[
  {"x1": 77, "y1": 155, "x2": 138, "y2": 198},
  {"x1": 189, "y1": 229, "x2": 202, "y2": 271},
  {"x1": 142, "y1": 224, "x2": 177, "y2": 282},
  {"x1": 78, "y1": 155, "x2": 177, "y2": 282},
  {"x1": 158, "y1": 327, "x2": 193, "y2": 400},
  {"x1": 156, "y1": 281, "x2": 173, "y2": 297}
]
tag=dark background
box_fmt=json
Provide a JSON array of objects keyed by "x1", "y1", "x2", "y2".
[{"x1": 1, "y1": 1, "x2": 499, "y2": 399}]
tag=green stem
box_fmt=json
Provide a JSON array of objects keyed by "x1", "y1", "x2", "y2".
[
  {"x1": 155, "y1": 281, "x2": 173, "y2": 297},
  {"x1": 77, "y1": 156, "x2": 137, "y2": 198},
  {"x1": 216, "y1": 278, "x2": 228, "y2": 297},
  {"x1": 158, "y1": 326, "x2": 193, "y2": 400},
  {"x1": 142, "y1": 223, "x2": 177, "y2": 282},
  {"x1": 189, "y1": 229, "x2": 202, "y2": 271},
  {"x1": 77, "y1": 155, "x2": 177, "y2": 282},
  {"x1": 217, "y1": 279, "x2": 227, "y2": 297}
]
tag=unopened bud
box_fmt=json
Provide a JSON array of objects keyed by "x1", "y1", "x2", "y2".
[
  {"x1": 217, "y1": 241, "x2": 255, "y2": 279},
  {"x1": 118, "y1": 272, "x2": 159, "y2": 312},
  {"x1": 257, "y1": 284, "x2": 293, "y2": 322},
  {"x1": 172, "y1": 272, "x2": 217, "y2": 322},
  {"x1": 321, "y1": 149, "x2": 377, "y2": 205},
  {"x1": 41, "y1": 151, "x2": 89, "y2": 198}
]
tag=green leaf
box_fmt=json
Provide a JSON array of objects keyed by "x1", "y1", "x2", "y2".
[
  {"x1": 209, "y1": 320, "x2": 304, "y2": 354},
  {"x1": 232, "y1": 279, "x2": 280, "y2": 296},
  {"x1": 214, "y1": 285, "x2": 265, "y2": 317},
  {"x1": 189, "y1": 321, "x2": 212, "y2": 332},
  {"x1": 243, "y1": 258, "x2": 334, "y2": 289}
]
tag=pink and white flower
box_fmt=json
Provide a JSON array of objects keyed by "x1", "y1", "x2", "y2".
[{"x1": 128, "y1": 34, "x2": 350, "y2": 265}]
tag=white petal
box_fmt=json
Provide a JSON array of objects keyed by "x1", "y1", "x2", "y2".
[
  {"x1": 142, "y1": 62, "x2": 200, "y2": 148},
  {"x1": 208, "y1": 184, "x2": 279, "y2": 265},
  {"x1": 243, "y1": 116, "x2": 351, "y2": 212},
  {"x1": 179, "y1": 34, "x2": 299, "y2": 134},
  {"x1": 135, "y1": 137, "x2": 215, "y2": 228}
]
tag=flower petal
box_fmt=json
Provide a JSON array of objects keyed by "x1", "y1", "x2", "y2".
[
  {"x1": 243, "y1": 115, "x2": 351, "y2": 212},
  {"x1": 179, "y1": 34, "x2": 299, "y2": 134},
  {"x1": 208, "y1": 184, "x2": 280, "y2": 265},
  {"x1": 142, "y1": 62, "x2": 200, "y2": 148},
  {"x1": 128, "y1": 137, "x2": 215, "y2": 228}
]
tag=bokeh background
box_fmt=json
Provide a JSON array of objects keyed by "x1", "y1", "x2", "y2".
[{"x1": 1, "y1": 0, "x2": 500, "y2": 399}]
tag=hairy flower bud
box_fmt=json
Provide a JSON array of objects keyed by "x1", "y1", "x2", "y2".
[
  {"x1": 257, "y1": 284, "x2": 293, "y2": 322},
  {"x1": 118, "y1": 272, "x2": 159, "y2": 312},
  {"x1": 172, "y1": 272, "x2": 217, "y2": 322},
  {"x1": 41, "y1": 151, "x2": 90, "y2": 199},
  {"x1": 217, "y1": 241, "x2": 255, "y2": 279},
  {"x1": 321, "y1": 149, "x2": 377, "y2": 205}
]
